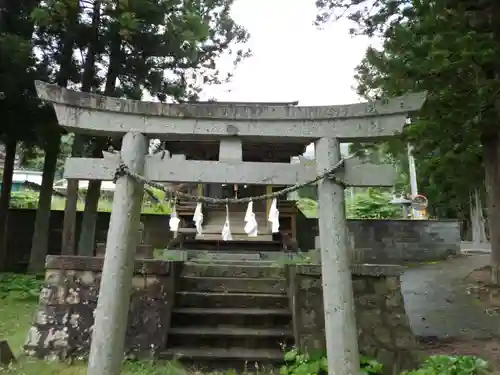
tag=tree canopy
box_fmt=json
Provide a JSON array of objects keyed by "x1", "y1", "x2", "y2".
[
  {"x1": 0, "y1": 0, "x2": 250, "y2": 271},
  {"x1": 315, "y1": 0, "x2": 500, "y2": 280}
]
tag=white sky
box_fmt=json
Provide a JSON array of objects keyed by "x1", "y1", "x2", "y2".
[
  {"x1": 199, "y1": 0, "x2": 372, "y2": 106},
  {"x1": 197, "y1": 0, "x2": 375, "y2": 157}
]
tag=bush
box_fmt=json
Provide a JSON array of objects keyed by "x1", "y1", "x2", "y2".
[
  {"x1": 0, "y1": 273, "x2": 43, "y2": 300},
  {"x1": 280, "y1": 349, "x2": 490, "y2": 375},
  {"x1": 346, "y1": 189, "x2": 402, "y2": 219},
  {"x1": 10, "y1": 190, "x2": 39, "y2": 209},
  {"x1": 280, "y1": 348, "x2": 383, "y2": 375},
  {"x1": 402, "y1": 355, "x2": 490, "y2": 375}
]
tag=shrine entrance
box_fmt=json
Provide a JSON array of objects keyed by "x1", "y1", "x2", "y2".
[
  {"x1": 195, "y1": 183, "x2": 271, "y2": 242},
  {"x1": 34, "y1": 80, "x2": 425, "y2": 375}
]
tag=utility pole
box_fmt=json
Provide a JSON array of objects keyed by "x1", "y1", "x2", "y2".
[{"x1": 407, "y1": 143, "x2": 418, "y2": 197}]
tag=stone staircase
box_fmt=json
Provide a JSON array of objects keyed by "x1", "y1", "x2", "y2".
[{"x1": 161, "y1": 258, "x2": 293, "y2": 366}]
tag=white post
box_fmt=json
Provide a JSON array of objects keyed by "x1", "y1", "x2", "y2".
[
  {"x1": 407, "y1": 143, "x2": 418, "y2": 197},
  {"x1": 87, "y1": 132, "x2": 148, "y2": 375},
  {"x1": 315, "y1": 137, "x2": 360, "y2": 375},
  {"x1": 471, "y1": 188, "x2": 487, "y2": 244}
]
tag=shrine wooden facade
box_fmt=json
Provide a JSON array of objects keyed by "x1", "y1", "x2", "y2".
[{"x1": 172, "y1": 137, "x2": 305, "y2": 245}]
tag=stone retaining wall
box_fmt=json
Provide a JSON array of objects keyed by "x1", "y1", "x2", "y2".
[
  {"x1": 304, "y1": 219, "x2": 460, "y2": 264},
  {"x1": 287, "y1": 264, "x2": 417, "y2": 374},
  {"x1": 5, "y1": 208, "x2": 460, "y2": 271},
  {"x1": 24, "y1": 256, "x2": 180, "y2": 360},
  {"x1": 25, "y1": 256, "x2": 417, "y2": 373}
]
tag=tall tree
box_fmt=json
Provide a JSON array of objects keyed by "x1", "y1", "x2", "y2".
[
  {"x1": 27, "y1": 128, "x2": 62, "y2": 273},
  {"x1": 316, "y1": 0, "x2": 500, "y2": 282},
  {"x1": 62, "y1": 0, "x2": 102, "y2": 256},
  {"x1": 75, "y1": 0, "x2": 250, "y2": 256},
  {"x1": 0, "y1": 0, "x2": 43, "y2": 270},
  {"x1": 27, "y1": 0, "x2": 83, "y2": 273}
]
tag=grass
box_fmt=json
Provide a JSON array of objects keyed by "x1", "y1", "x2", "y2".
[
  {"x1": 2, "y1": 359, "x2": 204, "y2": 375},
  {"x1": 0, "y1": 298, "x2": 182, "y2": 374},
  {"x1": 0, "y1": 293, "x2": 274, "y2": 375},
  {"x1": 0, "y1": 299, "x2": 38, "y2": 356}
]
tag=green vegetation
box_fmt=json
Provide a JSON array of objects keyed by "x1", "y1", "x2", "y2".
[
  {"x1": 0, "y1": 0, "x2": 250, "y2": 271},
  {"x1": 346, "y1": 189, "x2": 402, "y2": 220},
  {"x1": 281, "y1": 348, "x2": 383, "y2": 375},
  {"x1": 0, "y1": 274, "x2": 44, "y2": 362},
  {"x1": 297, "y1": 189, "x2": 402, "y2": 220},
  {"x1": 279, "y1": 348, "x2": 490, "y2": 375},
  {"x1": 9, "y1": 189, "x2": 173, "y2": 215},
  {"x1": 315, "y1": 0, "x2": 500, "y2": 280}
]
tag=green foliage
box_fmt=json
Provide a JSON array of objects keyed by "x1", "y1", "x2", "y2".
[
  {"x1": 281, "y1": 349, "x2": 490, "y2": 375},
  {"x1": 10, "y1": 190, "x2": 39, "y2": 209},
  {"x1": 280, "y1": 348, "x2": 383, "y2": 375},
  {"x1": 30, "y1": 0, "x2": 250, "y2": 103},
  {"x1": 402, "y1": 355, "x2": 490, "y2": 375},
  {"x1": 347, "y1": 189, "x2": 403, "y2": 219},
  {"x1": 297, "y1": 198, "x2": 319, "y2": 218},
  {"x1": 8, "y1": 188, "x2": 173, "y2": 214},
  {"x1": 0, "y1": 1, "x2": 45, "y2": 147},
  {"x1": 0, "y1": 273, "x2": 43, "y2": 300},
  {"x1": 20, "y1": 134, "x2": 74, "y2": 177},
  {"x1": 297, "y1": 191, "x2": 402, "y2": 220},
  {"x1": 143, "y1": 187, "x2": 174, "y2": 214},
  {"x1": 315, "y1": 0, "x2": 500, "y2": 221}
]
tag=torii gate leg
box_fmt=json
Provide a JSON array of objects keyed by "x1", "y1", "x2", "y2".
[
  {"x1": 315, "y1": 137, "x2": 360, "y2": 375},
  {"x1": 87, "y1": 131, "x2": 148, "y2": 375}
]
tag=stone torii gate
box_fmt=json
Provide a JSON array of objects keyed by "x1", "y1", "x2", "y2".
[{"x1": 34, "y1": 81, "x2": 426, "y2": 375}]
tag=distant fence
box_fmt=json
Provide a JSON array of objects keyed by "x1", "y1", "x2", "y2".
[{"x1": 5, "y1": 209, "x2": 170, "y2": 271}]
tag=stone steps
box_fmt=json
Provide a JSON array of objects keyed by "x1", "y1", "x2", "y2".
[
  {"x1": 160, "y1": 347, "x2": 284, "y2": 362},
  {"x1": 169, "y1": 326, "x2": 293, "y2": 337},
  {"x1": 165, "y1": 260, "x2": 292, "y2": 366},
  {"x1": 181, "y1": 239, "x2": 282, "y2": 252},
  {"x1": 175, "y1": 291, "x2": 289, "y2": 308},
  {"x1": 182, "y1": 263, "x2": 285, "y2": 278},
  {"x1": 172, "y1": 307, "x2": 290, "y2": 316},
  {"x1": 179, "y1": 276, "x2": 287, "y2": 294}
]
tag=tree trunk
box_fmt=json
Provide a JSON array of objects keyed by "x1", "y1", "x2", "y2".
[
  {"x1": 0, "y1": 137, "x2": 17, "y2": 270},
  {"x1": 77, "y1": 180, "x2": 101, "y2": 256},
  {"x1": 77, "y1": 30, "x2": 121, "y2": 256},
  {"x1": 27, "y1": 134, "x2": 61, "y2": 273},
  {"x1": 77, "y1": 144, "x2": 102, "y2": 256},
  {"x1": 61, "y1": 135, "x2": 84, "y2": 255},
  {"x1": 483, "y1": 132, "x2": 500, "y2": 284},
  {"x1": 62, "y1": 0, "x2": 100, "y2": 255}
]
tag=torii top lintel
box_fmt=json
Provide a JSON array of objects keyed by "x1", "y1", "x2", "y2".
[{"x1": 34, "y1": 81, "x2": 426, "y2": 143}]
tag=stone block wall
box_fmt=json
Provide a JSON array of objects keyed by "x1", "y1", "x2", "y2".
[
  {"x1": 287, "y1": 264, "x2": 418, "y2": 374},
  {"x1": 24, "y1": 256, "x2": 180, "y2": 360},
  {"x1": 348, "y1": 220, "x2": 460, "y2": 263},
  {"x1": 306, "y1": 219, "x2": 460, "y2": 264}
]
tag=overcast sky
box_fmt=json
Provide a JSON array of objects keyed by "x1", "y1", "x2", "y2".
[
  {"x1": 198, "y1": 0, "x2": 375, "y2": 157},
  {"x1": 200, "y1": 0, "x2": 372, "y2": 106}
]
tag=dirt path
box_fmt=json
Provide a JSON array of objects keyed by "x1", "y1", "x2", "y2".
[
  {"x1": 400, "y1": 254, "x2": 500, "y2": 339},
  {"x1": 400, "y1": 254, "x2": 500, "y2": 369}
]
